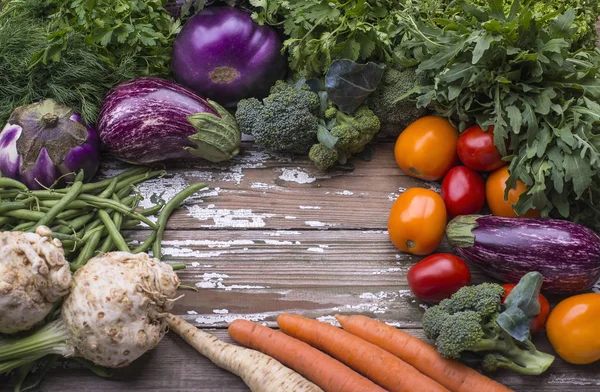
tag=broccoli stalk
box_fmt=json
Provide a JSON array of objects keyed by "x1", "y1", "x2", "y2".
[{"x1": 422, "y1": 273, "x2": 555, "y2": 376}]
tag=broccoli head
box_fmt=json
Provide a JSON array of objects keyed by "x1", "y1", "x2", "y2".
[
  {"x1": 308, "y1": 105, "x2": 380, "y2": 170},
  {"x1": 422, "y1": 280, "x2": 555, "y2": 375},
  {"x1": 368, "y1": 67, "x2": 428, "y2": 138},
  {"x1": 235, "y1": 81, "x2": 321, "y2": 154},
  {"x1": 309, "y1": 144, "x2": 339, "y2": 170}
]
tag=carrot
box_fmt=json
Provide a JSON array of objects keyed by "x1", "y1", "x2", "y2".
[
  {"x1": 228, "y1": 318, "x2": 386, "y2": 392},
  {"x1": 336, "y1": 314, "x2": 514, "y2": 392},
  {"x1": 167, "y1": 314, "x2": 323, "y2": 392},
  {"x1": 277, "y1": 314, "x2": 450, "y2": 392}
]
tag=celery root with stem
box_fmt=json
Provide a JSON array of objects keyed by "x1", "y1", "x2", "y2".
[
  {"x1": 0, "y1": 252, "x2": 180, "y2": 373},
  {"x1": 0, "y1": 226, "x2": 71, "y2": 334},
  {"x1": 167, "y1": 315, "x2": 323, "y2": 392}
]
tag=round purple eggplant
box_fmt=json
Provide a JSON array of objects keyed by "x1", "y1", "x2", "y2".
[
  {"x1": 0, "y1": 100, "x2": 100, "y2": 190},
  {"x1": 446, "y1": 214, "x2": 600, "y2": 293},
  {"x1": 98, "y1": 77, "x2": 240, "y2": 164},
  {"x1": 171, "y1": 6, "x2": 287, "y2": 107}
]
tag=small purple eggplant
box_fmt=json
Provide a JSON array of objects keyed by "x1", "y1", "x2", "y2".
[
  {"x1": 0, "y1": 100, "x2": 100, "y2": 189},
  {"x1": 446, "y1": 214, "x2": 600, "y2": 293}
]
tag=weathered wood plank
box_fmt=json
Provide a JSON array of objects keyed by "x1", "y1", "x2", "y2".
[
  {"x1": 98, "y1": 142, "x2": 436, "y2": 231},
  {"x1": 3, "y1": 329, "x2": 599, "y2": 392}
]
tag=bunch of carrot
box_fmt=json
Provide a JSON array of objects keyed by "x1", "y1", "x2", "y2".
[{"x1": 228, "y1": 314, "x2": 514, "y2": 392}]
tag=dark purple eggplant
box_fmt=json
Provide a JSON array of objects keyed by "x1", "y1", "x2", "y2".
[
  {"x1": 98, "y1": 77, "x2": 240, "y2": 164},
  {"x1": 446, "y1": 215, "x2": 600, "y2": 293}
]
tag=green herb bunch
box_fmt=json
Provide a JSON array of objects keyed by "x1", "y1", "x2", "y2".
[
  {"x1": 0, "y1": 1, "x2": 137, "y2": 125},
  {"x1": 0, "y1": 0, "x2": 181, "y2": 126},
  {"x1": 37, "y1": 0, "x2": 181, "y2": 77},
  {"x1": 249, "y1": 0, "x2": 406, "y2": 77},
  {"x1": 396, "y1": 0, "x2": 600, "y2": 230}
]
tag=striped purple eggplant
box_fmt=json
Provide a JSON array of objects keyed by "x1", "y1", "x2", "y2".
[
  {"x1": 446, "y1": 215, "x2": 600, "y2": 293},
  {"x1": 98, "y1": 77, "x2": 240, "y2": 164}
]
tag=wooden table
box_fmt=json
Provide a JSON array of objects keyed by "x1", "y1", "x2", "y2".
[{"x1": 2, "y1": 142, "x2": 599, "y2": 391}]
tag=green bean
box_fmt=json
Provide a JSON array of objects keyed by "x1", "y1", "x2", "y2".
[
  {"x1": 86, "y1": 219, "x2": 103, "y2": 233},
  {"x1": 171, "y1": 263, "x2": 186, "y2": 271},
  {"x1": 0, "y1": 202, "x2": 28, "y2": 214},
  {"x1": 40, "y1": 200, "x2": 90, "y2": 209},
  {"x1": 52, "y1": 212, "x2": 96, "y2": 234},
  {"x1": 78, "y1": 195, "x2": 157, "y2": 229},
  {"x1": 152, "y1": 182, "x2": 207, "y2": 259},
  {"x1": 115, "y1": 170, "x2": 164, "y2": 193},
  {"x1": 0, "y1": 217, "x2": 14, "y2": 226},
  {"x1": 120, "y1": 220, "x2": 141, "y2": 229},
  {"x1": 11, "y1": 221, "x2": 34, "y2": 232},
  {"x1": 81, "y1": 225, "x2": 105, "y2": 243},
  {"x1": 98, "y1": 177, "x2": 119, "y2": 199},
  {"x1": 34, "y1": 171, "x2": 84, "y2": 229},
  {"x1": 71, "y1": 230, "x2": 102, "y2": 271},
  {"x1": 5, "y1": 209, "x2": 45, "y2": 221},
  {"x1": 132, "y1": 232, "x2": 156, "y2": 254},
  {"x1": 116, "y1": 184, "x2": 133, "y2": 199},
  {"x1": 54, "y1": 167, "x2": 148, "y2": 195},
  {"x1": 98, "y1": 210, "x2": 128, "y2": 252},
  {"x1": 138, "y1": 203, "x2": 163, "y2": 216},
  {"x1": 50, "y1": 232, "x2": 82, "y2": 242},
  {"x1": 0, "y1": 178, "x2": 28, "y2": 191}
]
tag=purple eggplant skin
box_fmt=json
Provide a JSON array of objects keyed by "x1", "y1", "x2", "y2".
[
  {"x1": 446, "y1": 215, "x2": 600, "y2": 293},
  {"x1": 98, "y1": 77, "x2": 241, "y2": 164},
  {"x1": 171, "y1": 6, "x2": 287, "y2": 108},
  {"x1": 0, "y1": 100, "x2": 100, "y2": 190}
]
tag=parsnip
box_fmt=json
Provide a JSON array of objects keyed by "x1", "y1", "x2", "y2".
[{"x1": 167, "y1": 314, "x2": 323, "y2": 392}]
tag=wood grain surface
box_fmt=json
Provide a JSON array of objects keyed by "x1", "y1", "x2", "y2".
[{"x1": 1, "y1": 143, "x2": 599, "y2": 391}]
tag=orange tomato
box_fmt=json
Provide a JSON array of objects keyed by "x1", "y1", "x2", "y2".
[
  {"x1": 394, "y1": 116, "x2": 459, "y2": 181},
  {"x1": 546, "y1": 293, "x2": 600, "y2": 364},
  {"x1": 388, "y1": 188, "x2": 447, "y2": 255},
  {"x1": 485, "y1": 166, "x2": 540, "y2": 218}
]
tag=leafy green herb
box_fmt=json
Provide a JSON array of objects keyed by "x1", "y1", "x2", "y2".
[
  {"x1": 396, "y1": 0, "x2": 600, "y2": 230},
  {"x1": 37, "y1": 0, "x2": 181, "y2": 77},
  {"x1": 249, "y1": 0, "x2": 405, "y2": 77},
  {"x1": 0, "y1": 2, "x2": 137, "y2": 125}
]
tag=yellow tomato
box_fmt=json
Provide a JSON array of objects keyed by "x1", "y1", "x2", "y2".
[
  {"x1": 388, "y1": 188, "x2": 447, "y2": 255},
  {"x1": 485, "y1": 166, "x2": 540, "y2": 218},
  {"x1": 394, "y1": 116, "x2": 459, "y2": 181},
  {"x1": 546, "y1": 293, "x2": 600, "y2": 365}
]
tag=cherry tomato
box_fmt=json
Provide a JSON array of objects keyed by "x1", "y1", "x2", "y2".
[
  {"x1": 501, "y1": 284, "x2": 550, "y2": 333},
  {"x1": 441, "y1": 166, "x2": 485, "y2": 218},
  {"x1": 457, "y1": 125, "x2": 505, "y2": 172},
  {"x1": 394, "y1": 116, "x2": 459, "y2": 181},
  {"x1": 407, "y1": 254, "x2": 471, "y2": 303},
  {"x1": 486, "y1": 165, "x2": 540, "y2": 218},
  {"x1": 388, "y1": 188, "x2": 447, "y2": 255}
]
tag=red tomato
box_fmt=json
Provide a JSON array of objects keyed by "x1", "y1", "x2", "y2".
[
  {"x1": 407, "y1": 254, "x2": 471, "y2": 303},
  {"x1": 441, "y1": 166, "x2": 485, "y2": 218},
  {"x1": 457, "y1": 125, "x2": 505, "y2": 172},
  {"x1": 501, "y1": 283, "x2": 550, "y2": 333}
]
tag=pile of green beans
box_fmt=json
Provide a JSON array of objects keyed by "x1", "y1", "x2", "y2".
[{"x1": 0, "y1": 168, "x2": 206, "y2": 271}]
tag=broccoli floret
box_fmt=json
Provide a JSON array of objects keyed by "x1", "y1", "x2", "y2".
[
  {"x1": 422, "y1": 281, "x2": 555, "y2": 375},
  {"x1": 368, "y1": 67, "x2": 428, "y2": 137},
  {"x1": 309, "y1": 144, "x2": 339, "y2": 170},
  {"x1": 330, "y1": 106, "x2": 381, "y2": 155},
  {"x1": 308, "y1": 105, "x2": 380, "y2": 170},
  {"x1": 235, "y1": 81, "x2": 321, "y2": 153}
]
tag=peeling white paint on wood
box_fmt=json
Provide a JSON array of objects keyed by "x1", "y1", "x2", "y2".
[
  {"x1": 186, "y1": 205, "x2": 276, "y2": 228},
  {"x1": 315, "y1": 315, "x2": 341, "y2": 327},
  {"x1": 187, "y1": 310, "x2": 199, "y2": 315},
  {"x1": 251, "y1": 182, "x2": 278, "y2": 190},
  {"x1": 299, "y1": 206, "x2": 322, "y2": 210},
  {"x1": 212, "y1": 309, "x2": 230, "y2": 314},
  {"x1": 285, "y1": 216, "x2": 297, "y2": 219},
  {"x1": 304, "y1": 221, "x2": 338, "y2": 227},
  {"x1": 547, "y1": 375, "x2": 600, "y2": 386},
  {"x1": 335, "y1": 190, "x2": 354, "y2": 196},
  {"x1": 162, "y1": 239, "x2": 256, "y2": 248},
  {"x1": 264, "y1": 231, "x2": 302, "y2": 236},
  {"x1": 278, "y1": 168, "x2": 317, "y2": 184},
  {"x1": 371, "y1": 267, "x2": 405, "y2": 275},
  {"x1": 193, "y1": 312, "x2": 272, "y2": 326},
  {"x1": 195, "y1": 273, "x2": 268, "y2": 291},
  {"x1": 306, "y1": 247, "x2": 325, "y2": 253}
]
